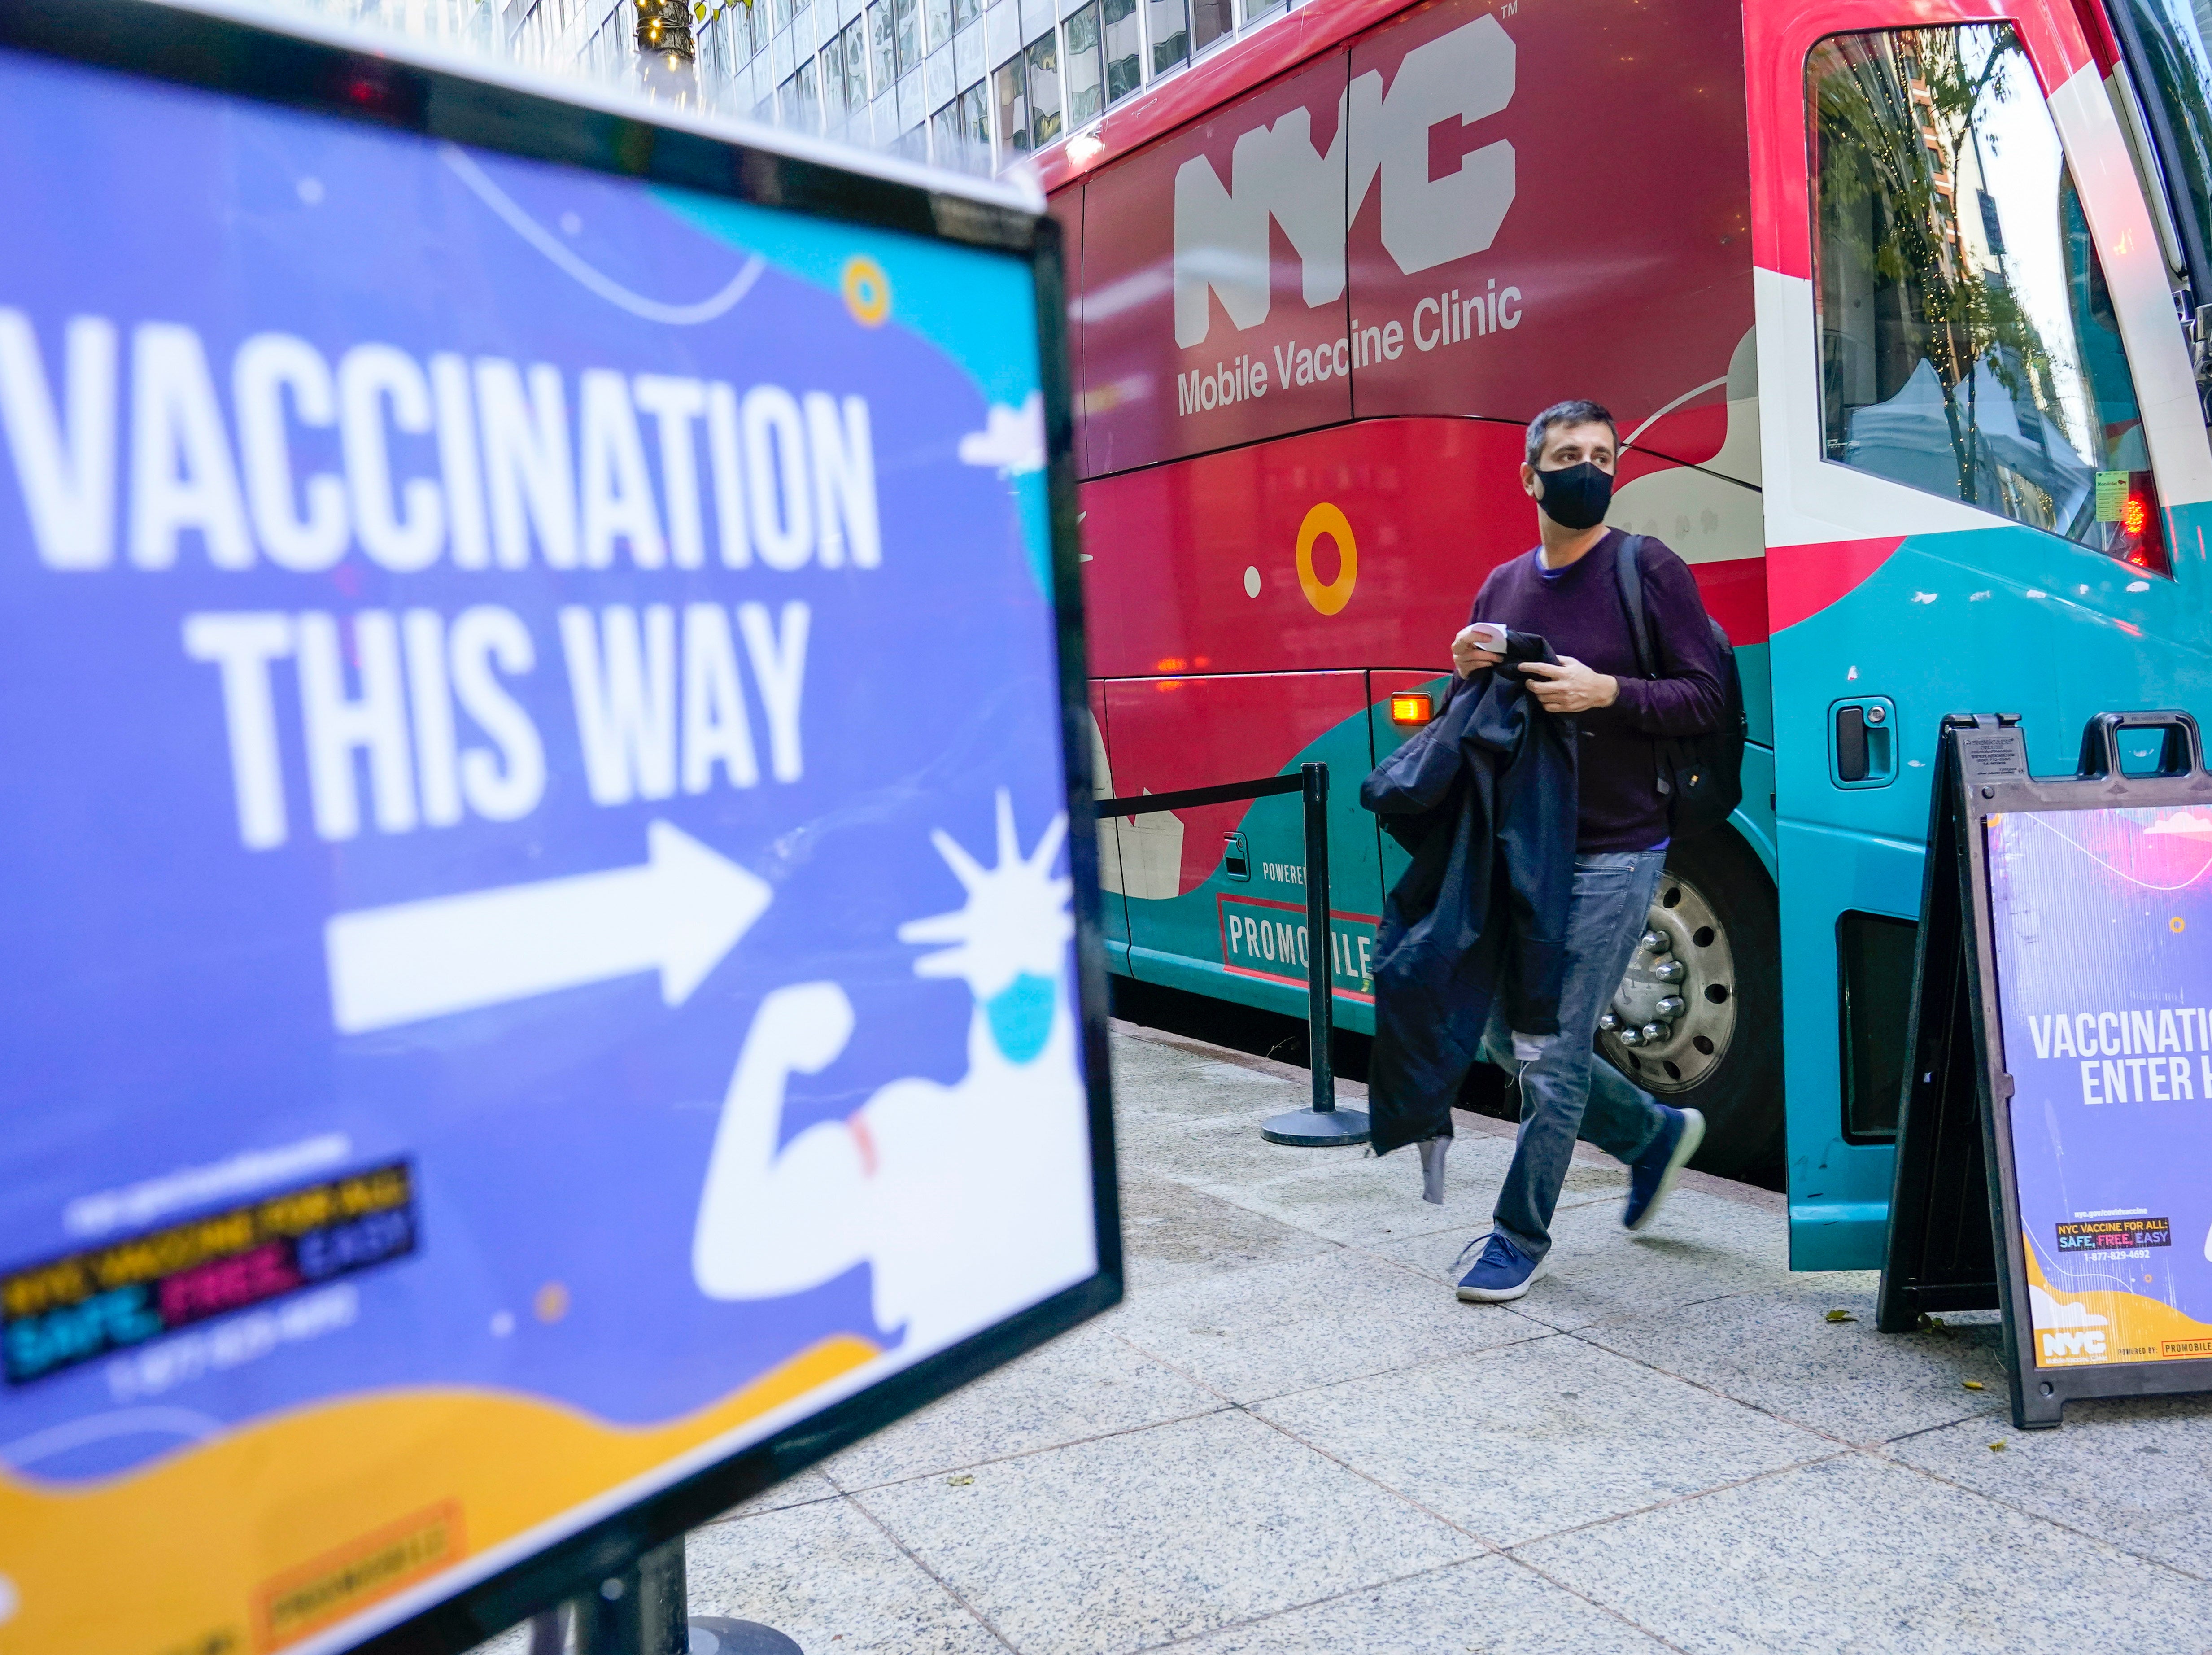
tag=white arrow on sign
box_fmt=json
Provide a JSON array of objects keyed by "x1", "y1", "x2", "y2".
[{"x1": 325, "y1": 821, "x2": 772, "y2": 1034}]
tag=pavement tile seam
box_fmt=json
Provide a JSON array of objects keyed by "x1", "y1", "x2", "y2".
[
  {"x1": 1494, "y1": 1446, "x2": 1861, "y2": 1552},
  {"x1": 1505, "y1": 1280, "x2": 1783, "y2": 1338},
  {"x1": 1514, "y1": 1450, "x2": 2212, "y2": 1652},
  {"x1": 1084, "y1": 1329, "x2": 1543, "y2": 1560},
  {"x1": 838, "y1": 1489, "x2": 1025, "y2": 1653},
  {"x1": 1168, "y1": 1186, "x2": 1363, "y2": 1247},
  {"x1": 1490, "y1": 1555, "x2": 1699, "y2": 1655},
  {"x1": 1100, "y1": 1329, "x2": 1243, "y2": 1408},
  {"x1": 1113, "y1": 1310, "x2": 1564, "y2": 1411},
  {"x1": 1115, "y1": 1559, "x2": 1469, "y2": 1654},
  {"x1": 1557, "y1": 1319, "x2": 1867, "y2": 1451},
  {"x1": 1558, "y1": 1321, "x2": 1884, "y2": 1448},
  {"x1": 1224, "y1": 1321, "x2": 1569, "y2": 1409},
  {"x1": 815, "y1": 1391, "x2": 1244, "y2": 1496},
  {"x1": 1496, "y1": 1432, "x2": 2212, "y2": 1606},
  {"x1": 699, "y1": 1485, "x2": 845, "y2": 1526},
  {"x1": 1107, "y1": 1021, "x2": 1369, "y2": 1101},
  {"x1": 1875, "y1": 1408, "x2": 2029, "y2": 1447},
  {"x1": 1564, "y1": 1316, "x2": 2016, "y2": 1449},
  {"x1": 1233, "y1": 1399, "x2": 1511, "y2": 1554},
  {"x1": 1858, "y1": 1441, "x2": 2212, "y2": 1586},
  {"x1": 1129, "y1": 1170, "x2": 1360, "y2": 1252}
]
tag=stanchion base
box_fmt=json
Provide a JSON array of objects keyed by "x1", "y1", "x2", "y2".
[
  {"x1": 689, "y1": 1617, "x2": 803, "y2": 1654},
  {"x1": 1261, "y1": 1107, "x2": 1371, "y2": 1147}
]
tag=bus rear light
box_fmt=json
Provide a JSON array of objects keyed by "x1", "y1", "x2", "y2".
[
  {"x1": 2100, "y1": 468, "x2": 2168, "y2": 576},
  {"x1": 1390, "y1": 693, "x2": 1433, "y2": 726}
]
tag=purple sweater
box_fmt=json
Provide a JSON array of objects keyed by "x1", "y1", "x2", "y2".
[{"x1": 1469, "y1": 531, "x2": 1726, "y2": 853}]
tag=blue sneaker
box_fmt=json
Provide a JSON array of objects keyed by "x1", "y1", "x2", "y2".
[
  {"x1": 1455, "y1": 1232, "x2": 1544, "y2": 1302},
  {"x1": 1624, "y1": 1106, "x2": 1705, "y2": 1232}
]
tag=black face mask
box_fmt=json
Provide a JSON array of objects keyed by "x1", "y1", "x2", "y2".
[{"x1": 1534, "y1": 461, "x2": 1614, "y2": 530}]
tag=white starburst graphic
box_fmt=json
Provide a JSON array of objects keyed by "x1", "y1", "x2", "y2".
[{"x1": 897, "y1": 790, "x2": 1071, "y2": 1002}]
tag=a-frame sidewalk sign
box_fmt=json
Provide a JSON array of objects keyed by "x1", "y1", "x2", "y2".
[{"x1": 1880, "y1": 710, "x2": 2212, "y2": 1428}]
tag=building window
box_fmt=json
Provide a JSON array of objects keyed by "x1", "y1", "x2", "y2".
[
  {"x1": 1063, "y1": 3, "x2": 1104, "y2": 126},
  {"x1": 931, "y1": 97, "x2": 963, "y2": 162},
  {"x1": 952, "y1": 0, "x2": 979, "y2": 30},
  {"x1": 894, "y1": 0, "x2": 921, "y2": 73},
  {"x1": 960, "y1": 78, "x2": 989, "y2": 147},
  {"x1": 820, "y1": 18, "x2": 862, "y2": 112},
  {"x1": 995, "y1": 49, "x2": 1029, "y2": 151},
  {"x1": 782, "y1": 57, "x2": 821, "y2": 128},
  {"x1": 1025, "y1": 26, "x2": 1063, "y2": 144},
  {"x1": 868, "y1": 0, "x2": 898, "y2": 87},
  {"x1": 930, "y1": 79, "x2": 990, "y2": 170},
  {"x1": 1102, "y1": 0, "x2": 1140, "y2": 103},
  {"x1": 926, "y1": 0, "x2": 952, "y2": 52},
  {"x1": 698, "y1": 9, "x2": 733, "y2": 83},
  {"x1": 1147, "y1": 0, "x2": 1187, "y2": 74},
  {"x1": 1190, "y1": 0, "x2": 1229, "y2": 54}
]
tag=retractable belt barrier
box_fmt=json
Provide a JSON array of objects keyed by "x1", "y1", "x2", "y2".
[
  {"x1": 1097, "y1": 762, "x2": 1371, "y2": 1146},
  {"x1": 1881, "y1": 710, "x2": 2212, "y2": 1428}
]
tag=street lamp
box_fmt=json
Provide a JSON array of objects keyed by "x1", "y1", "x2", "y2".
[{"x1": 635, "y1": 0, "x2": 699, "y2": 99}]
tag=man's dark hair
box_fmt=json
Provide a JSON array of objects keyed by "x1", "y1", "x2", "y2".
[{"x1": 1524, "y1": 399, "x2": 1619, "y2": 465}]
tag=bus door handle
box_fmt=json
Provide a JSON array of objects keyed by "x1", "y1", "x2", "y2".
[
  {"x1": 1831, "y1": 696, "x2": 1897, "y2": 788},
  {"x1": 1222, "y1": 831, "x2": 1251, "y2": 880}
]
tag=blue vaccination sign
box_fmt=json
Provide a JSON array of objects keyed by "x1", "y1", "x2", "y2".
[{"x1": 0, "y1": 32, "x2": 1102, "y2": 1655}]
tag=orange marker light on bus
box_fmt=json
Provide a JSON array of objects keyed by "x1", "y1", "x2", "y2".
[{"x1": 1390, "y1": 693, "x2": 1433, "y2": 726}]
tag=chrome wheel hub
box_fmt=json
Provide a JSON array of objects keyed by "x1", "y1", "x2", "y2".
[{"x1": 1597, "y1": 869, "x2": 1736, "y2": 1092}]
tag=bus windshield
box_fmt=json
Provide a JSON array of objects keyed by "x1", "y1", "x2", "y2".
[{"x1": 2110, "y1": 0, "x2": 2212, "y2": 297}]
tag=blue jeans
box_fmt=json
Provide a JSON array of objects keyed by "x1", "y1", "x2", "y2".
[{"x1": 1483, "y1": 849, "x2": 1671, "y2": 1262}]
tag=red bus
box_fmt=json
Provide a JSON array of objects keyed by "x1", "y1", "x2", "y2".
[{"x1": 1033, "y1": 0, "x2": 2212, "y2": 1263}]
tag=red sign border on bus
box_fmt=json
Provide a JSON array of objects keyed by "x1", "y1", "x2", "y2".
[{"x1": 1215, "y1": 891, "x2": 1380, "y2": 1005}]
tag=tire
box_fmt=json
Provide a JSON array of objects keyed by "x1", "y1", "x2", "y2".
[{"x1": 1595, "y1": 826, "x2": 1784, "y2": 1181}]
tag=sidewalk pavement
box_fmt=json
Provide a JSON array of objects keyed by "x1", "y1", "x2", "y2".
[{"x1": 479, "y1": 1021, "x2": 2212, "y2": 1655}]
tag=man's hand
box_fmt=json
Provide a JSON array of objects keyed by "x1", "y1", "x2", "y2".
[
  {"x1": 1451, "y1": 625, "x2": 1504, "y2": 678},
  {"x1": 1519, "y1": 656, "x2": 1619, "y2": 713}
]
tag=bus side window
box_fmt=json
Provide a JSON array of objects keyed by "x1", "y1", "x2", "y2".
[{"x1": 1810, "y1": 25, "x2": 2170, "y2": 574}]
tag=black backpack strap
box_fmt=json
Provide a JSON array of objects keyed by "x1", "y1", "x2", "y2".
[
  {"x1": 1614, "y1": 532, "x2": 1675, "y2": 798},
  {"x1": 1615, "y1": 533, "x2": 1655, "y2": 678}
]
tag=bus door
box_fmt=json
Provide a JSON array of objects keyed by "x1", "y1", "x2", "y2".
[
  {"x1": 1088, "y1": 684, "x2": 1134, "y2": 972},
  {"x1": 1748, "y1": 0, "x2": 2212, "y2": 1268}
]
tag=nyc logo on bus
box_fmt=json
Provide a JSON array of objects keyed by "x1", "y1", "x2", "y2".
[
  {"x1": 1217, "y1": 893, "x2": 1377, "y2": 1002},
  {"x1": 1171, "y1": 15, "x2": 1517, "y2": 350}
]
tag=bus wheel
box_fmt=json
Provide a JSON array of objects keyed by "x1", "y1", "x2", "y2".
[{"x1": 1595, "y1": 828, "x2": 1783, "y2": 1180}]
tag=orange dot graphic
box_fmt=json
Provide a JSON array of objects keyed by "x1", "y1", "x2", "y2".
[
  {"x1": 842, "y1": 256, "x2": 891, "y2": 327},
  {"x1": 534, "y1": 1282, "x2": 570, "y2": 1323}
]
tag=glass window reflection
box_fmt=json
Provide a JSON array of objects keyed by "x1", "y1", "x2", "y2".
[
  {"x1": 2114, "y1": 0, "x2": 2212, "y2": 288},
  {"x1": 1811, "y1": 24, "x2": 2169, "y2": 572}
]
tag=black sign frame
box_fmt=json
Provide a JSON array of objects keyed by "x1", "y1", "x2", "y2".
[
  {"x1": 0, "y1": 3, "x2": 1122, "y2": 1650},
  {"x1": 1879, "y1": 710, "x2": 2212, "y2": 1428}
]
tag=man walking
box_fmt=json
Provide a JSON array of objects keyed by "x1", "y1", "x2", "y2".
[{"x1": 1452, "y1": 400, "x2": 1727, "y2": 1303}]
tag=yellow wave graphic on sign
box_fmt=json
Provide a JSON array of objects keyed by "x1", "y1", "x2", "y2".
[
  {"x1": 0, "y1": 1334, "x2": 879, "y2": 1655},
  {"x1": 2023, "y1": 1242, "x2": 2212, "y2": 1367}
]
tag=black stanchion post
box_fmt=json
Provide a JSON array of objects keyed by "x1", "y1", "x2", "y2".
[
  {"x1": 1303, "y1": 762, "x2": 1334, "y2": 1114},
  {"x1": 1262, "y1": 762, "x2": 1370, "y2": 1147},
  {"x1": 570, "y1": 1538, "x2": 689, "y2": 1655}
]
